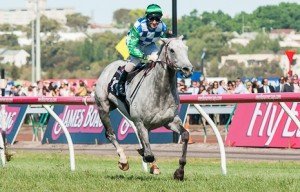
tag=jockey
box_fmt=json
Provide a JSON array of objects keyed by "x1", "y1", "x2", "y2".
[{"x1": 116, "y1": 4, "x2": 171, "y2": 96}]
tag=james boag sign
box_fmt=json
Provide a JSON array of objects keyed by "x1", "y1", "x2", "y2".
[
  {"x1": 226, "y1": 102, "x2": 300, "y2": 148},
  {"x1": 43, "y1": 104, "x2": 188, "y2": 144},
  {"x1": 42, "y1": 105, "x2": 107, "y2": 144}
]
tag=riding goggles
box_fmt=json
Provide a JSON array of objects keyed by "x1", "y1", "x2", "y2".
[{"x1": 148, "y1": 16, "x2": 161, "y2": 22}]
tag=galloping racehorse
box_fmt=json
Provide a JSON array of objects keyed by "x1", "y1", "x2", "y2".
[{"x1": 95, "y1": 36, "x2": 193, "y2": 180}]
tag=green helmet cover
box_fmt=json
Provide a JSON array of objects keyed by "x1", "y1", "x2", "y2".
[{"x1": 145, "y1": 4, "x2": 163, "y2": 17}]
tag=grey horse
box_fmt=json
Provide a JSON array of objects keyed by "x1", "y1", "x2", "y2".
[{"x1": 95, "y1": 36, "x2": 193, "y2": 180}]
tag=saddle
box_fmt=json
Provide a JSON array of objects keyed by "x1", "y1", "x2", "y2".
[{"x1": 108, "y1": 62, "x2": 154, "y2": 99}]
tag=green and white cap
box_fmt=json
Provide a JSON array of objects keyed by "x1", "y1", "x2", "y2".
[{"x1": 145, "y1": 4, "x2": 163, "y2": 17}]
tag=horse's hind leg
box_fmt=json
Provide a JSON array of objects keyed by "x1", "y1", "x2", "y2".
[
  {"x1": 96, "y1": 99, "x2": 129, "y2": 171},
  {"x1": 165, "y1": 115, "x2": 189, "y2": 181}
]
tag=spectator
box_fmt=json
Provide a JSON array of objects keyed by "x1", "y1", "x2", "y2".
[
  {"x1": 27, "y1": 83, "x2": 38, "y2": 96},
  {"x1": 202, "y1": 79, "x2": 210, "y2": 90},
  {"x1": 5, "y1": 80, "x2": 14, "y2": 96},
  {"x1": 218, "y1": 80, "x2": 230, "y2": 125},
  {"x1": 283, "y1": 76, "x2": 294, "y2": 92},
  {"x1": 245, "y1": 81, "x2": 253, "y2": 93},
  {"x1": 42, "y1": 80, "x2": 51, "y2": 96},
  {"x1": 227, "y1": 81, "x2": 235, "y2": 94},
  {"x1": 231, "y1": 81, "x2": 236, "y2": 91},
  {"x1": 70, "y1": 86, "x2": 76, "y2": 96},
  {"x1": 48, "y1": 82, "x2": 58, "y2": 96},
  {"x1": 75, "y1": 80, "x2": 88, "y2": 96},
  {"x1": 258, "y1": 78, "x2": 275, "y2": 93},
  {"x1": 36, "y1": 80, "x2": 43, "y2": 96},
  {"x1": 71, "y1": 82, "x2": 78, "y2": 95},
  {"x1": 42, "y1": 85, "x2": 50, "y2": 96},
  {"x1": 11, "y1": 84, "x2": 26, "y2": 96},
  {"x1": 293, "y1": 74, "x2": 299, "y2": 80},
  {"x1": 187, "y1": 81, "x2": 200, "y2": 124},
  {"x1": 292, "y1": 74, "x2": 300, "y2": 93},
  {"x1": 198, "y1": 85, "x2": 208, "y2": 127},
  {"x1": 177, "y1": 79, "x2": 187, "y2": 93},
  {"x1": 187, "y1": 81, "x2": 199, "y2": 95},
  {"x1": 211, "y1": 81, "x2": 219, "y2": 94},
  {"x1": 59, "y1": 79, "x2": 70, "y2": 96},
  {"x1": 251, "y1": 80, "x2": 259, "y2": 93},
  {"x1": 206, "y1": 86, "x2": 212, "y2": 94},
  {"x1": 199, "y1": 85, "x2": 208, "y2": 95},
  {"x1": 217, "y1": 80, "x2": 227, "y2": 94},
  {"x1": 90, "y1": 83, "x2": 96, "y2": 97},
  {"x1": 275, "y1": 76, "x2": 285, "y2": 92},
  {"x1": 294, "y1": 79, "x2": 300, "y2": 92},
  {"x1": 234, "y1": 78, "x2": 247, "y2": 94}
]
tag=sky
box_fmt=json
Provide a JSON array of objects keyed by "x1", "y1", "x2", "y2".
[{"x1": 1, "y1": 0, "x2": 300, "y2": 24}]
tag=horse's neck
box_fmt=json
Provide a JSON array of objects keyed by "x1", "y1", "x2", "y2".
[{"x1": 150, "y1": 55, "x2": 177, "y2": 99}]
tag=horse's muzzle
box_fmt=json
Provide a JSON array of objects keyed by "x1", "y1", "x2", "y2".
[{"x1": 181, "y1": 67, "x2": 193, "y2": 78}]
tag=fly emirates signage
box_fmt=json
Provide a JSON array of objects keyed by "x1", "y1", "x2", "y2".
[{"x1": 226, "y1": 102, "x2": 300, "y2": 148}]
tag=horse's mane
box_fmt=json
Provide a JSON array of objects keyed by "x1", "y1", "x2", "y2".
[{"x1": 157, "y1": 41, "x2": 166, "y2": 57}]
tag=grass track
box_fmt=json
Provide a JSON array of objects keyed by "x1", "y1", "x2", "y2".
[{"x1": 0, "y1": 151, "x2": 300, "y2": 192}]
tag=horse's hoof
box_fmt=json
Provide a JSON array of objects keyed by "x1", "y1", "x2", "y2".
[
  {"x1": 173, "y1": 168, "x2": 184, "y2": 181},
  {"x1": 150, "y1": 164, "x2": 160, "y2": 175},
  {"x1": 5, "y1": 152, "x2": 13, "y2": 162},
  {"x1": 143, "y1": 155, "x2": 155, "y2": 163},
  {"x1": 118, "y1": 161, "x2": 129, "y2": 171}
]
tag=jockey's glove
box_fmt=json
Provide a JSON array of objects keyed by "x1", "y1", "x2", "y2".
[{"x1": 147, "y1": 54, "x2": 158, "y2": 62}]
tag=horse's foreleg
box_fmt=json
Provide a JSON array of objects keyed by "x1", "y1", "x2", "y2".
[
  {"x1": 135, "y1": 121, "x2": 155, "y2": 163},
  {"x1": 165, "y1": 115, "x2": 189, "y2": 181},
  {"x1": 135, "y1": 122, "x2": 160, "y2": 174},
  {"x1": 1, "y1": 130, "x2": 12, "y2": 162},
  {"x1": 97, "y1": 99, "x2": 129, "y2": 171}
]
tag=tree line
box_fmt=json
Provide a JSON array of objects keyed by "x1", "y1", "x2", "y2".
[{"x1": 0, "y1": 2, "x2": 300, "y2": 80}]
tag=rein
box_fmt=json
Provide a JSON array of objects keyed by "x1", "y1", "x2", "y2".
[
  {"x1": 157, "y1": 39, "x2": 182, "y2": 71},
  {"x1": 129, "y1": 38, "x2": 181, "y2": 101}
]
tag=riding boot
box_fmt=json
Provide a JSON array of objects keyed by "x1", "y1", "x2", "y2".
[{"x1": 117, "y1": 71, "x2": 128, "y2": 96}]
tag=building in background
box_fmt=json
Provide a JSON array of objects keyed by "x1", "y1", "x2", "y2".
[
  {"x1": 229, "y1": 30, "x2": 300, "y2": 48},
  {"x1": 221, "y1": 54, "x2": 300, "y2": 76},
  {"x1": 0, "y1": 48, "x2": 30, "y2": 67},
  {"x1": 0, "y1": 0, "x2": 75, "y2": 26}
]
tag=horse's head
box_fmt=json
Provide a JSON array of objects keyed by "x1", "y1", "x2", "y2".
[{"x1": 160, "y1": 36, "x2": 194, "y2": 78}]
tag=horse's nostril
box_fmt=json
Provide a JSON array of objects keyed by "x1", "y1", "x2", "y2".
[{"x1": 182, "y1": 67, "x2": 193, "y2": 73}]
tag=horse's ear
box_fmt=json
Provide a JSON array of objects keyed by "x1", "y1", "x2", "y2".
[
  {"x1": 177, "y1": 35, "x2": 184, "y2": 40},
  {"x1": 161, "y1": 38, "x2": 169, "y2": 44}
]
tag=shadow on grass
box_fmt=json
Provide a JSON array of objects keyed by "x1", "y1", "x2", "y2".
[{"x1": 107, "y1": 174, "x2": 165, "y2": 181}]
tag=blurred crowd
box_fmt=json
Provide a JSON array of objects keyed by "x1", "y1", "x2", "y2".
[
  {"x1": 3, "y1": 73, "x2": 299, "y2": 98},
  {"x1": 4, "y1": 79, "x2": 96, "y2": 97},
  {"x1": 177, "y1": 74, "x2": 300, "y2": 95},
  {"x1": 179, "y1": 74, "x2": 300, "y2": 126}
]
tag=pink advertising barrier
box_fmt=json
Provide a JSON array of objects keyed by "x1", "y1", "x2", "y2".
[
  {"x1": 179, "y1": 93, "x2": 300, "y2": 104},
  {"x1": 179, "y1": 93, "x2": 300, "y2": 148},
  {"x1": 226, "y1": 102, "x2": 300, "y2": 148},
  {"x1": 0, "y1": 93, "x2": 299, "y2": 105},
  {"x1": 1, "y1": 94, "x2": 300, "y2": 148}
]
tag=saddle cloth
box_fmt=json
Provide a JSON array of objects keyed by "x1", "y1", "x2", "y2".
[{"x1": 107, "y1": 63, "x2": 146, "y2": 97}]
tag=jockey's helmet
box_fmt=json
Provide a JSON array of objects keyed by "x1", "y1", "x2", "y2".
[{"x1": 145, "y1": 4, "x2": 163, "y2": 18}]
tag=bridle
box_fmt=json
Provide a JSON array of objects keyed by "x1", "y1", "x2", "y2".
[{"x1": 156, "y1": 39, "x2": 183, "y2": 71}]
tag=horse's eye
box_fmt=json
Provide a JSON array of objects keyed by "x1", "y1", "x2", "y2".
[{"x1": 170, "y1": 49, "x2": 175, "y2": 53}]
